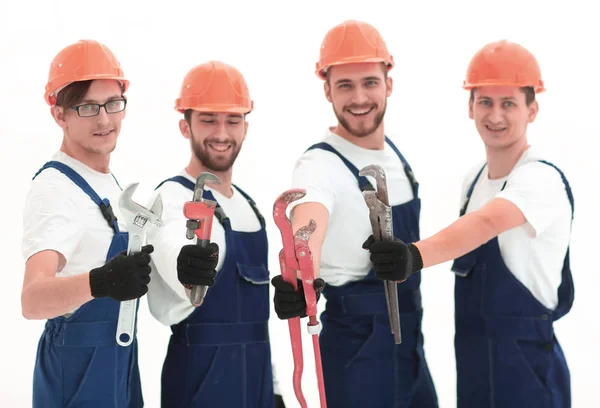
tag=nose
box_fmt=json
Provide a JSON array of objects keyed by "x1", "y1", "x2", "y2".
[
  {"x1": 96, "y1": 108, "x2": 110, "y2": 126},
  {"x1": 351, "y1": 87, "x2": 369, "y2": 106},
  {"x1": 212, "y1": 119, "x2": 229, "y2": 140},
  {"x1": 488, "y1": 106, "x2": 504, "y2": 124}
]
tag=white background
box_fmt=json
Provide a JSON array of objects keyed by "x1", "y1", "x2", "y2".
[{"x1": 1, "y1": 0, "x2": 598, "y2": 406}]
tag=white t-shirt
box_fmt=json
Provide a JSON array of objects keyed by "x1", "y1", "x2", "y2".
[
  {"x1": 21, "y1": 151, "x2": 127, "y2": 313},
  {"x1": 289, "y1": 129, "x2": 416, "y2": 287},
  {"x1": 146, "y1": 170, "x2": 262, "y2": 326},
  {"x1": 460, "y1": 146, "x2": 573, "y2": 310},
  {"x1": 146, "y1": 170, "x2": 282, "y2": 394}
]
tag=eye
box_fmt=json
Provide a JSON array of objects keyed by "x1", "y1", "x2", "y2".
[
  {"x1": 338, "y1": 83, "x2": 352, "y2": 90},
  {"x1": 503, "y1": 101, "x2": 515, "y2": 108},
  {"x1": 79, "y1": 104, "x2": 96, "y2": 114},
  {"x1": 365, "y1": 80, "x2": 378, "y2": 87},
  {"x1": 201, "y1": 119, "x2": 215, "y2": 124},
  {"x1": 478, "y1": 100, "x2": 492, "y2": 107}
]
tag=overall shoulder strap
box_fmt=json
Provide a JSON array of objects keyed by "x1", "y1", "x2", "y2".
[{"x1": 33, "y1": 161, "x2": 119, "y2": 233}]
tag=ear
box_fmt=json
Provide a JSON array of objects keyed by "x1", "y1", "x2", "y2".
[
  {"x1": 386, "y1": 76, "x2": 393, "y2": 97},
  {"x1": 468, "y1": 98, "x2": 474, "y2": 120},
  {"x1": 51, "y1": 105, "x2": 68, "y2": 130},
  {"x1": 179, "y1": 118, "x2": 191, "y2": 140},
  {"x1": 527, "y1": 100, "x2": 539, "y2": 123},
  {"x1": 324, "y1": 81, "x2": 332, "y2": 103}
]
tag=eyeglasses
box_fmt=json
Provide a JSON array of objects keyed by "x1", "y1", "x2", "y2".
[{"x1": 71, "y1": 98, "x2": 127, "y2": 117}]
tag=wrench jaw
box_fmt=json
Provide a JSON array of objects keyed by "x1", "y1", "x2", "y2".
[
  {"x1": 293, "y1": 220, "x2": 321, "y2": 326},
  {"x1": 273, "y1": 189, "x2": 306, "y2": 268},
  {"x1": 359, "y1": 164, "x2": 390, "y2": 206},
  {"x1": 116, "y1": 183, "x2": 164, "y2": 348}
]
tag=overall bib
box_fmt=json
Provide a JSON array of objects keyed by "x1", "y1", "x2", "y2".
[
  {"x1": 31, "y1": 161, "x2": 142, "y2": 408},
  {"x1": 451, "y1": 160, "x2": 574, "y2": 408},
  {"x1": 306, "y1": 138, "x2": 438, "y2": 408},
  {"x1": 159, "y1": 176, "x2": 276, "y2": 408}
]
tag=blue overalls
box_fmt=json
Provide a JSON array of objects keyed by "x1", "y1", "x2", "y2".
[
  {"x1": 451, "y1": 160, "x2": 574, "y2": 408},
  {"x1": 31, "y1": 161, "x2": 143, "y2": 408},
  {"x1": 306, "y1": 138, "x2": 438, "y2": 408},
  {"x1": 158, "y1": 177, "x2": 276, "y2": 408}
]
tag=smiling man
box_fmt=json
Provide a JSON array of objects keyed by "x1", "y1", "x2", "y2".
[
  {"x1": 364, "y1": 40, "x2": 575, "y2": 408},
  {"x1": 21, "y1": 39, "x2": 152, "y2": 407},
  {"x1": 271, "y1": 20, "x2": 439, "y2": 407},
  {"x1": 147, "y1": 61, "x2": 284, "y2": 408}
]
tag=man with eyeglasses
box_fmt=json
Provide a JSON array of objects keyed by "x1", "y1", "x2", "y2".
[{"x1": 21, "y1": 39, "x2": 152, "y2": 407}]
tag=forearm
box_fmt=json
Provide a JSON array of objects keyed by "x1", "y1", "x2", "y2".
[
  {"x1": 414, "y1": 211, "x2": 497, "y2": 268},
  {"x1": 21, "y1": 272, "x2": 94, "y2": 320}
]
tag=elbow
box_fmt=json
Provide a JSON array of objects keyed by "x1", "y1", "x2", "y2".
[
  {"x1": 475, "y1": 212, "x2": 500, "y2": 243},
  {"x1": 21, "y1": 292, "x2": 42, "y2": 320}
]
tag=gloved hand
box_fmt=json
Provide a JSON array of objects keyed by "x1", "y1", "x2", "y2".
[
  {"x1": 89, "y1": 245, "x2": 154, "y2": 301},
  {"x1": 362, "y1": 235, "x2": 423, "y2": 282},
  {"x1": 177, "y1": 242, "x2": 219, "y2": 287},
  {"x1": 271, "y1": 275, "x2": 326, "y2": 320}
]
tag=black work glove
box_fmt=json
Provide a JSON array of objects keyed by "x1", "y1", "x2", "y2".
[
  {"x1": 271, "y1": 275, "x2": 326, "y2": 320},
  {"x1": 275, "y1": 394, "x2": 286, "y2": 408},
  {"x1": 89, "y1": 245, "x2": 154, "y2": 301},
  {"x1": 362, "y1": 235, "x2": 423, "y2": 282},
  {"x1": 177, "y1": 242, "x2": 219, "y2": 287}
]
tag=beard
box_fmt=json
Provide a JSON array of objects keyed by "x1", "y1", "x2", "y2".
[
  {"x1": 190, "y1": 131, "x2": 241, "y2": 172},
  {"x1": 333, "y1": 100, "x2": 386, "y2": 138}
]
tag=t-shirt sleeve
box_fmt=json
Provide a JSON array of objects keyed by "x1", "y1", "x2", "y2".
[
  {"x1": 21, "y1": 176, "x2": 86, "y2": 267},
  {"x1": 288, "y1": 150, "x2": 339, "y2": 215},
  {"x1": 146, "y1": 187, "x2": 192, "y2": 301},
  {"x1": 495, "y1": 161, "x2": 570, "y2": 237}
]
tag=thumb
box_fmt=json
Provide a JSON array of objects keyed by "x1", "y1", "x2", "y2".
[{"x1": 362, "y1": 235, "x2": 376, "y2": 250}]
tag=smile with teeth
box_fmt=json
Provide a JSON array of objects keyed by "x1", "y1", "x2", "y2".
[
  {"x1": 208, "y1": 142, "x2": 232, "y2": 153},
  {"x1": 347, "y1": 107, "x2": 374, "y2": 116},
  {"x1": 486, "y1": 125, "x2": 506, "y2": 131},
  {"x1": 93, "y1": 130, "x2": 113, "y2": 136}
]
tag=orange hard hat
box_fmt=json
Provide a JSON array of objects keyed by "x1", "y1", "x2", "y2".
[
  {"x1": 315, "y1": 20, "x2": 394, "y2": 80},
  {"x1": 175, "y1": 61, "x2": 253, "y2": 114},
  {"x1": 463, "y1": 40, "x2": 545, "y2": 93},
  {"x1": 44, "y1": 39, "x2": 129, "y2": 105}
]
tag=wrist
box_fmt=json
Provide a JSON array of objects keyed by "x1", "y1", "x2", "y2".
[
  {"x1": 89, "y1": 268, "x2": 109, "y2": 298},
  {"x1": 407, "y1": 243, "x2": 423, "y2": 274}
]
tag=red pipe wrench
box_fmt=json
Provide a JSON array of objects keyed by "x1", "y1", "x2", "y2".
[
  {"x1": 273, "y1": 189, "x2": 327, "y2": 408},
  {"x1": 182, "y1": 172, "x2": 221, "y2": 306}
]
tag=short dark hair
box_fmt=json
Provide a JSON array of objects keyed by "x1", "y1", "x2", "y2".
[
  {"x1": 55, "y1": 80, "x2": 93, "y2": 108},
  {"x1": 470, "y1": 86, "x2": 536, "y2": 106}
]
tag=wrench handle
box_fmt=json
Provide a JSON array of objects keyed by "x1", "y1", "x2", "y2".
[
  {"x1": 116, "y1": 299, "x2": 137, "y2": 346},
  {"x1": 189, "y1": 238, "x2": 210, "y2": 306},
  {"x1": 116, "y1": 232, "x2": 143, "y2": 347}
]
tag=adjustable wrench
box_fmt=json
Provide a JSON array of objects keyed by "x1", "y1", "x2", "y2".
[
  {"x1": 359, "y1": 164, "x2": 402, "y2": 344},
  {"x1": 273, "y1": 189, "x2": 327, "y2": 408},
  {"x1": 183, "y1": 172, "x2": 220, "y2": 306},
  {"x1": 117, "y1": 182, "x2": 163, "y2": 347}
]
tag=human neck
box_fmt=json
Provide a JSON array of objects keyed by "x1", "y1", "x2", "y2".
[
  {"x1": 185, "y1": 158, "x2": 234, "y2": 198},
  {"x1": 485, "y1": 139, "x2": 529, "y2": 179},
  {"x1": 330, "y1": 123, "x2": 385, "y2": 150},
  {"x1": 60, "y1": 139, "x2": 110, "y2": 173}
]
